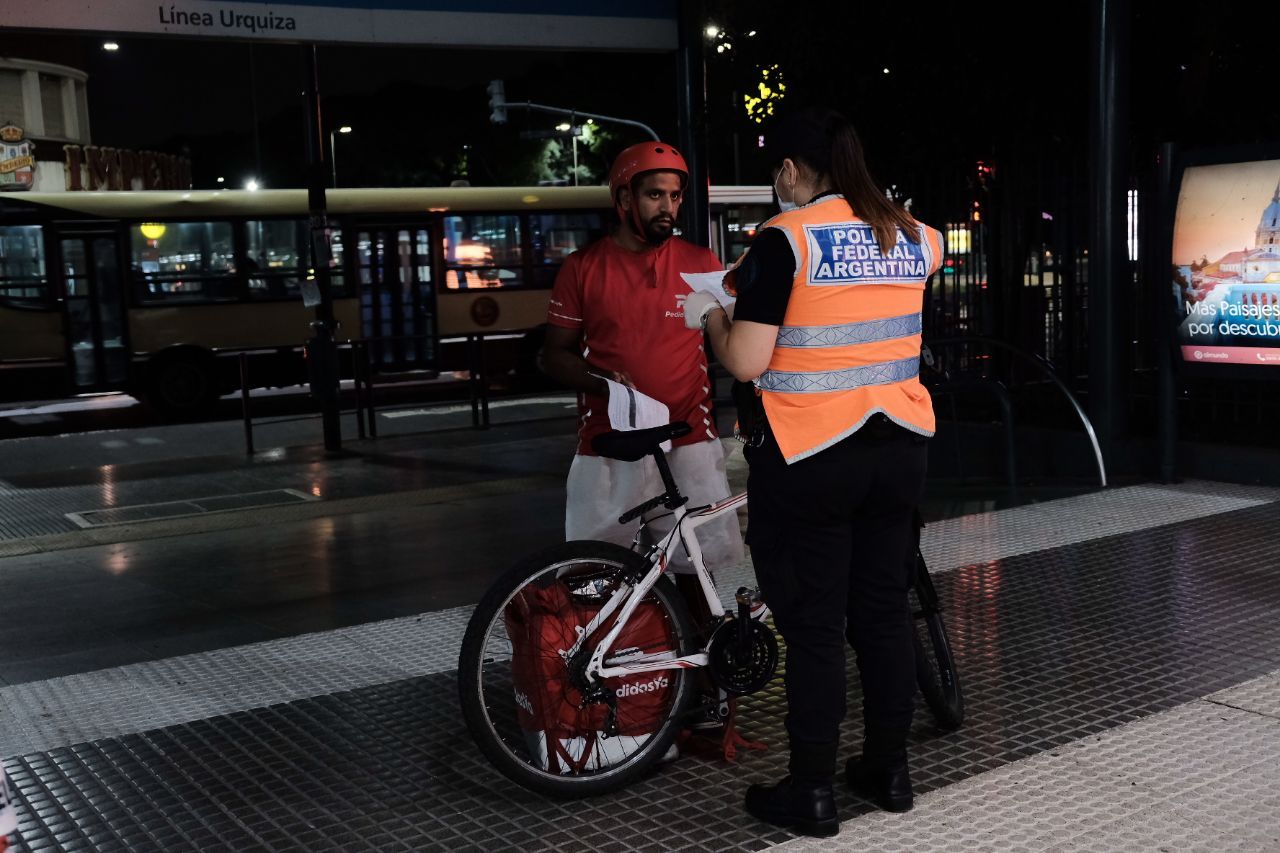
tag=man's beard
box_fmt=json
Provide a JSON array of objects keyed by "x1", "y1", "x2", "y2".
[{"x1": 641, "y1": 215, "x2": 675, "y2": 244}]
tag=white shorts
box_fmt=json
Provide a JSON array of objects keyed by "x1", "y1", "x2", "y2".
[{"x1": 566, "y1": 438, "x2": 744, "y2": 574}]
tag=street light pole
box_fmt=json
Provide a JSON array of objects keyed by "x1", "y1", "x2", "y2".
[{"x1": 329, "y1": 125, "x2": 351, "y2": 188}]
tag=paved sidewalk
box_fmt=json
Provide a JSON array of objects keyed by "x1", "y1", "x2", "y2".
[{"x1": 2, "y1": 395, "x2": 1277, "y2": 851}]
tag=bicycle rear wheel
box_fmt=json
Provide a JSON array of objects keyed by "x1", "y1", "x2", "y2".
[
  {"x1": 458, "y1": 540, "x2": 696, "y2": 798},
  {"x1": 910, "y1": 551, "x2": 964, "y2": 731}
]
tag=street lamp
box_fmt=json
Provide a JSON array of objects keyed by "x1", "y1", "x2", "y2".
[{"x1": 329, "y1": 125, "x2": 352, "y2": 187}]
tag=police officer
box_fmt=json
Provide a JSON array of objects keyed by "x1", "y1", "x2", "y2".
[{"x1": 684, "y1": 107, "x2": 943, "y2": 837}]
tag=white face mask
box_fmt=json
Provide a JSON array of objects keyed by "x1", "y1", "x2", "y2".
[{"x1": 773, "y1": 170, "x2": 798, "y2": 212}]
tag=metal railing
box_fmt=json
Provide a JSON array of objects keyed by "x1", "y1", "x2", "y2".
[
  {"x1": 923, "y1": 336, "x2": 1108, "y2": 489},
  {"x1": 226, "y1": 331, "x2": 496, "y2": 455}
]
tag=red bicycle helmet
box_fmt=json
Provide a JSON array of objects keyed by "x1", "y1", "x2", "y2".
[{"x1": 608, "y1": 142, "x2": 689, "y2": 241}]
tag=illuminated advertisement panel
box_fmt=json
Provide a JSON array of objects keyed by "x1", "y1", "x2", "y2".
[{"x1": 1172, "y1": 157, "x2": 1280, "y2": 368}]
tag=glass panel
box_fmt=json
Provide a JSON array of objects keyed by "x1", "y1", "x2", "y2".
[
  {"x1": 61, "y1": 238, "x2": 95, "y2": 386},
  {"x1": 0, "y1": 70, "x2": 22, "y2": 125},
  {"x1": 396, "y1": 230, "x2": 417, "y2": 361},
  {"x1": 93, "y1": 237, "x2": 128, "y2": 383},
  {"x1": 65, "y1": 287, "x2": 95, "y2": 385},
  {"x1": 327, "y1": 227, "x2": 347, "y2": 296},
  {"x1": 531, "y1": 213, "x2": 603, "y2": 264},
  {"x1": 40, "y1": 74, "x2": 66, "y2": 138},
  {"x1": 131, "y1": 221, "x2": 237, "y2": 303},
  {"x1": 244, "y1": 220, "x2": 347, "y2": 300},
  {"x1": 63, "y1": 239, "x2": 88, "y2": 278},
  {"x1": 0, "y1": 225, "x2": 51, "y2": 307},
  {"x1": 413, "y1": 229, "x2": 434, "y2": 363},
  {"x1": 722, "y1": 203, "x2": 774, "y2": 264},
  {"x1": 355, "y1": 227, "x2": 434, "y2": 368},
  {"x1": 529, "y1": 212, "x2": 605, "y2": 288},
  {"x1": 442, "y1": 214, "x2": 522, "y2": 289},
  {"x1": 414, "y1": 228, "x2": 432, "y2": 286}
]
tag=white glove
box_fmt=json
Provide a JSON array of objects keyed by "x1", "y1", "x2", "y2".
[{"x1": 683, "y1": 290, "x2": 728, "y2": 330}]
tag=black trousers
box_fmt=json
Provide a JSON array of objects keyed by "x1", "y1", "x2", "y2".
[{"x1": 745, "y1": 414, "x2": 928, "y2": 784}]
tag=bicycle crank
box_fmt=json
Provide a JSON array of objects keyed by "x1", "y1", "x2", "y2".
[{"x1": 707, "y1": 618, "x2": 779, "y2": 696}]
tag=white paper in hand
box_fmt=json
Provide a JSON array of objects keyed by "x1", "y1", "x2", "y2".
[
  {"x1": 680, "y1": 270, "x2": 736, "y2": 306},
  {"x1": 603, "y1": 378, "x2": 673, "y2": 451}
]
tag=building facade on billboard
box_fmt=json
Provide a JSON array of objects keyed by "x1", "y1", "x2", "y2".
[
  {"x1": 1246, "y1": 182, "x2": 1280, "y2": 283},
  {"x1": 1181, "y1": 177, "x2": 1280, "y2": 302},
  {"x1": 1175, "y1": 167, "x2": 1280, "y2": 366},
  {"x1": 0, "y1": 57, "x2": 190, "y2": 192}
]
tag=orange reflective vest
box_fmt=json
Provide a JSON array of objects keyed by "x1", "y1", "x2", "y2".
[{"x1": 755, "y1": 195, "x2": 942, "y2": 464}]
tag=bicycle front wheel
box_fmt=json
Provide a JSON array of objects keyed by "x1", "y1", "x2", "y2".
[
  {"x1": 910, "y1": 551, "x2": 965, "y2": 731},
  {"x1": 458, "y1": 540, "x2": 697, "y2": 798}
]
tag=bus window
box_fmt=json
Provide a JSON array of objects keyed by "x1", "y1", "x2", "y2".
[
  {"x1": 721, "y1": 203, "x2": 773, "y2": 264},
  {"x1": 245, "y1": 220, "x2": 348, "y2": 300},
  {"x1": 131, "y1": 221, "x2": 237, "y2": 304},
  {"x1": 0, "y1": 225, "x2": 51, "y2": 309},
  {"x1": 530, "y1": 212, "x2": 604, "y2": 288},
  {"x1": 442, "y1": 214, "x2": 522, "y2": 290}
]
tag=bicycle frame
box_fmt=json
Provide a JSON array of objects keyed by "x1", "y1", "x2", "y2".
[{"x1": 563, "y1": 492, "x2": 749, "y2": 683}]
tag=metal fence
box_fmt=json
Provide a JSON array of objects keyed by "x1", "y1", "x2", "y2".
[{"x1": 906, "y1": 153, "x2": 1272, "y2": 450}]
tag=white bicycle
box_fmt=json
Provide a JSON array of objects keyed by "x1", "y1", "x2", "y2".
[{"x1": 458, "y1": 421, "x2": 962, "y2": 798}]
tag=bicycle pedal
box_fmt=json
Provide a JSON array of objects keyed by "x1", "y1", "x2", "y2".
[
  {"x1": 689, "y1": 687, "x2": 731, "y2": 730},
  {"x1": 735, "y1": 587, "x2": 771, "y2": 622}
]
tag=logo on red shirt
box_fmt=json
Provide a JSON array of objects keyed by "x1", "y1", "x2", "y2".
[{"x1": 666, "y1": 293, "x2": 687, "y2": 319}]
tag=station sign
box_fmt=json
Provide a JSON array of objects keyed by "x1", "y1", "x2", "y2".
[{"x1": 1, "y1": 0, "x2": 678, "y2": 50}]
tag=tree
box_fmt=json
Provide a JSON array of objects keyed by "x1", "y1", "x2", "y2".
[{"x1": 533, "y1": 123, "x2": 615, "y2": 186}]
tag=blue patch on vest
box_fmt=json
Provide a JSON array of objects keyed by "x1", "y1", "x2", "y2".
[{"x1": 803, "y1": 223, "x2": 928, "y2": 285}]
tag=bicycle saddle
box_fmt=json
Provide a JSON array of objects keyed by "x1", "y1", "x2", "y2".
[{"x1": 591, "y1": 422, "x2": 692, "y2": 462}]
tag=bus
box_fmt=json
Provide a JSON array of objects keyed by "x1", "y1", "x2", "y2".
[{"x1": 0, "y1": 185, "x2": 773, "y2": 414}]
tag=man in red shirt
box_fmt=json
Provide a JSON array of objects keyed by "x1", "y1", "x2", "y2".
[{"x1": 541, "y1": 141, "x2": 743, "y2": 581}]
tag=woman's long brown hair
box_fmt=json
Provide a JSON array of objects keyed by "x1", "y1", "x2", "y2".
[{"x1": 784, "y1": 108, "x2": 919, "y2": 251}]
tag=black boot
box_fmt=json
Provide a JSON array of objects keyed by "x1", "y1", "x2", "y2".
[
  {"x1": 845, "y1": 753, "x2": 913, "y2": 812},
  {"x1": 744, "y1": 776, "x2": 839, "y2": 838}
]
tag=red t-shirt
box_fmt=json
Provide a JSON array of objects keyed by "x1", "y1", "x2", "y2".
[{"x1": 547, "y1": 235, "x2": 723, "y2": 455}]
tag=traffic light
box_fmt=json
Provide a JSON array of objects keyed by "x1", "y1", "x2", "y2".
[{"x1": 487, "y1": 79, "x2": 507, "y2": 124}]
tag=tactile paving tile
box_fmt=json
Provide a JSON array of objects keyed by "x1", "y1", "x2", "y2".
[
  {"x1": 3, "y1": 501, "x2": 1280, "y2": 851},
  {"x1": 0, "y1": 607, "x2": 475, "y2": 757},
  {"x1": 919, "y1": 480, "x2": 1279, "y2": 572},
  {"x1": 1206, "y1": 669, "x2": 1280, "y2": 719},
  {"x1": 779, "y1": 702, "x2": 1280, "y2": 853},
  {"x1": 6, "y1": 474, "x2": 1245, "y2": 760}
]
